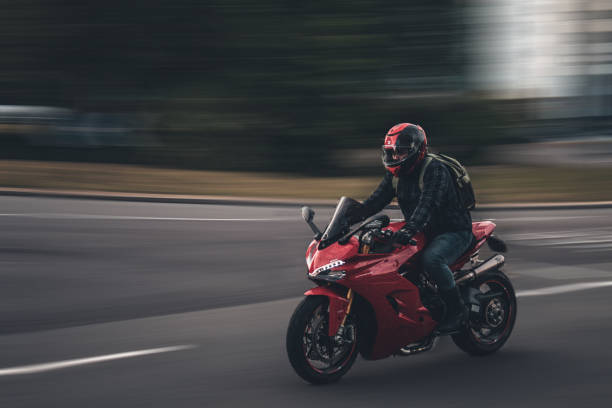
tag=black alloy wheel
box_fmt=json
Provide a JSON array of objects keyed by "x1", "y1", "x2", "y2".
[
  {"x1": 286, "y1": 296, "x2": 359, "y2": 384},
  {"x1": 452, "y1": 270, "x2": 517, "y2": 356}
]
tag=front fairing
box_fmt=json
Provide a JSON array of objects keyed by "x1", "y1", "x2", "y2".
[
  {"x1": 307, "y1": 237, "x2": 359, "y2": 276},
  {"x1": 306, "y1": 222, "x2": 425, "y2": 281},
  {"x1": 303, "y1": 220, "x2": 436, "y2": 360}
]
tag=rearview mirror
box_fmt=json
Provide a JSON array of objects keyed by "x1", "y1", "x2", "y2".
[
  {"x1": 301, "y1": 206, "x2": 315, "y2": 223},
  {"x1": 301, "y1": 206, "x2": 321, "y2": 238}
]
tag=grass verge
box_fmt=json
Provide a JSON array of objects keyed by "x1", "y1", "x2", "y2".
[{"x1": 0, "y1": 160, "x2": 611, "y2": 203}]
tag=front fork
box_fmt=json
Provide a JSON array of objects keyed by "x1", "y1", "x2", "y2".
[
  {"x1": 335, "y1": 289, "x2": 355, "y2": 340},
  {"x1": 303, "y1": 286, "x2": 354, "y2": 337}
]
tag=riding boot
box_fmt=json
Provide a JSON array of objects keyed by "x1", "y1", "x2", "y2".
[{"x1": 435, "y1": 286, "x2": 468, "y2": 335}]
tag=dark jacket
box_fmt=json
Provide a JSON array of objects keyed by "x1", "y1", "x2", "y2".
[{"x1": 360, "y1": 159, "x2": 472, "y2": 238}]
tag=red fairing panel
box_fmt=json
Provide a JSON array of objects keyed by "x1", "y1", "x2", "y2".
[
  {"x1": 346, "y1": 240, "x2": 437, "y2": 359},
  {"x1": 307, "y1": 238, "x2": 359, "y2": 275},
  {"x1": 304, "y1": 286, "x2": 349, "y2": 337},
  {"x1": 305, "y1": 239, "x2": 318, "y2": 270},
  {"x1": 308, "y1": 223, "x2": 437, "y2": 360}
]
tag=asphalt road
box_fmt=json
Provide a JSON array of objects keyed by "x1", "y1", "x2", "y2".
[{"x1": 1, "y1": 196, "x2": 612, "y2": 407}]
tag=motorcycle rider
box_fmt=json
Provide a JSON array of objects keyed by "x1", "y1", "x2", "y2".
[{"x1": 356, "y1": 123, "x2": 473, "y2": 335}]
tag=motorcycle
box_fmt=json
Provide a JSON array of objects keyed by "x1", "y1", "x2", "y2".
[{"x1": 286, "y1": 197, "x2": 516, "y2": 384}]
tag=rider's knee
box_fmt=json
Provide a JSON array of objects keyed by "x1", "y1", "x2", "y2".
[{"x1": 422, "y1": 250, "x2": 445, "y2": 272}]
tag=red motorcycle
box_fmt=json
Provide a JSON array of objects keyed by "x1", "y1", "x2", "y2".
[{"x1": 286, "y1": 197, "x2": 516, "y2": 384}]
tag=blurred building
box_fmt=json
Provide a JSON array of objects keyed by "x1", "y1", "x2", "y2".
[{"x1": 469, "y1": 0, "x2": 612, "y2": 128}]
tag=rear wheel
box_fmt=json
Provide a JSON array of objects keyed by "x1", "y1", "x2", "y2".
[
  {"x1": 452, "y1": 270, "x2": 517, "y2": 356},
  {"x1": 286, "y1": 296, "x2": 359, "y2": 384}
]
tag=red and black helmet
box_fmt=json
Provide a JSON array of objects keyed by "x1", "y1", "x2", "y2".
[{"x1": 381, "y1": 123, "x2": 428, "y2": 177}]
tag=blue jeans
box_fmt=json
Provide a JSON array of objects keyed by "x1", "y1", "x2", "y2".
[{"x1": 421, "y1": 230, "x2": 473, "y2": 291}]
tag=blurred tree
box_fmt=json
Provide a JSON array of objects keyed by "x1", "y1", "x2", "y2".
[{"x1": 0, "y1": 0, "x2": 512, "y2": 174}]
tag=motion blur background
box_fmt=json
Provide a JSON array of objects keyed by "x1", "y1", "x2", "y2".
[
  {"x1": 1, "y1": 0, "x2": 612, "y2": 200},
  {"x1": 4, "y1": 3, "x2": 612, "y2": 407}
]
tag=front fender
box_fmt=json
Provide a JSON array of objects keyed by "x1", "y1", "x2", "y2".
[{"x1": 304, "y1": 287, "x2": 349, "y2": 337}]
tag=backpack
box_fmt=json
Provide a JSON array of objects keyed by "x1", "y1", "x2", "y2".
[{"x1": 392, "y1": 153, "x2": 476, "y2": 210}]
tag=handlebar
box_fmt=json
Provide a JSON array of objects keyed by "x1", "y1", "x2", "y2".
[
  {"x1": 338, "y1": 214, "x2": 390, "y2": 245},
  {"x1": 336, "y1": 213, "x2": 417, "y2": 248}
]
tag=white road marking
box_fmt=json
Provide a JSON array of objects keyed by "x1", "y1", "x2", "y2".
[
  {"x1": 0, "y1": 345, "x2": 196, "y2": 376},
  {"x1": 0, "y1": 213, "x2": 296, "y2": 221},
  {"x1": 486, "y1": 215, "x2": 603, "y2": 222},
  {"x1": 505, "y1": 230, "x2": 612, "y2": 252},
  {"x1": 506, "y1": 231, "x2": 591, "y2": 241},
  {"x1": 517, "y1": 281, "x2": 612, "y2": 297}
]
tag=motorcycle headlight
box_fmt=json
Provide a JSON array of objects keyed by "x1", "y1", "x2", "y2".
[
  {"x1": 318, "y1": 269, "x2": 346, "y2": 281},
  {"x1": 309, "y1": 260, "x2": 346, "y2": 281},
  {"x1": 310, "y1": 260, "x2": 345, "y2": 276}
]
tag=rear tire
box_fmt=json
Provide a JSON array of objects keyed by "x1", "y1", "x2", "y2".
[
  {"x1": 286, "y1": 296, "x2": 359, "y2": 384},
  {"x1": 452, "y1": 270, "x2": 517, "y2": 356}
]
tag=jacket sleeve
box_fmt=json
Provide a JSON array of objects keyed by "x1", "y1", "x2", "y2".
[
  {"x1": 404, "y1": 161, "x2": 450, "y2": 232},
  {"x1": 356, "y1": 171, "x2": 395, "y2": 222}
]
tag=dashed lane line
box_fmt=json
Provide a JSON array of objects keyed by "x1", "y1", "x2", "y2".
[
  {"x1": 0, "y1": 345, "x2": 197, "y2": 376},
  {"x1": 516, "y1": 281, "x2": 612, "y2": 297}
]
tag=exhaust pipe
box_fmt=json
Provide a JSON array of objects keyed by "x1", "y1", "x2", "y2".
[{"x1": 455, "y1": 254, "x2": 505, "y2": 284}]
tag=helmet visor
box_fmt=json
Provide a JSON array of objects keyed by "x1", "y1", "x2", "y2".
[{"x1": 381, "y1": 145, "x2": 418, "y2": 167}]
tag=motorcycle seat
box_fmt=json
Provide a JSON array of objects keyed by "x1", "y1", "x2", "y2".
[{"x1": 449, "y1": 221, "x2": 496, "y2": 271}]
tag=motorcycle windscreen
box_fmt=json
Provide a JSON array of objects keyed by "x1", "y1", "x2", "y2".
[{"x1": 320, "y1": 197, "x2": 366, "y2": 246}]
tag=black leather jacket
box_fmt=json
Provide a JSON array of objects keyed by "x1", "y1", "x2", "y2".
[{"x1": 360, "y1": 159, "x2": 472, "y2": 238}]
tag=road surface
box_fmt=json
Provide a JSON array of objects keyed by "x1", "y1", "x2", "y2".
[{"x1": 1, "y1": 196, "x2": 611, "y2": 407}]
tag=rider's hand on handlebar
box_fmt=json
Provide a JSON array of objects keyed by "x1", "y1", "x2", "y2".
[{"x1": 394, "y1": 228, "x2": 416, "y2": 246}]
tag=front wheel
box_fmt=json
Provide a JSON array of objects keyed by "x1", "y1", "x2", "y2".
[
  {"x1": 452, "y1": 270, "x2": 517, "y2": 356},
  {"x1": 286, "y1": 296, "x2": 359, "y2": 384}
]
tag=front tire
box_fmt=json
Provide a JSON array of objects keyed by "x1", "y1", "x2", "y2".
[
  {"x1": 452, "y1": 270, "x2": 517, "y2": 356},
  {"x1": 286, "y1": 296, "x2": 359, "y2": 384}
]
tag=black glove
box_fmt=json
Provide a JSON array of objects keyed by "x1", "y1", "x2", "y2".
[{"x1": 394, "y1": 228, "x2": 415, "y2": 245}]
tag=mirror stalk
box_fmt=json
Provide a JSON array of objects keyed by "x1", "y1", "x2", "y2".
[
  {"x1": 301, "y1": 206, "x2": 322, "y2": 239},
  {"x1": 307, "y1": 220, "x2": 322, "y2": 238}
]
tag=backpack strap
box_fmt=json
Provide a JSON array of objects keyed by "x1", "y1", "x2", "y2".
[
  {"x1": 418, "y1": 155, "x2": 435, "y2": 191},
  {"x1": 392, "y1": 154, "x2": 435, "y2": 195}
]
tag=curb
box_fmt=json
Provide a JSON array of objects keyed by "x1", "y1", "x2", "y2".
[{"x1": 1, "y1": 187, "x2": 612, "y2": 211}]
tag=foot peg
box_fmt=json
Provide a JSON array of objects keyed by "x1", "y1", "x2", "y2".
[{"x1": 397, "y1": 336, "x2": 439, "y2": 356}]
